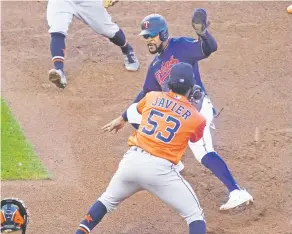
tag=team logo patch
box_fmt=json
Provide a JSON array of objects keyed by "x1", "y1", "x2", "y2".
[
  {"x1": 144, "y1": 21, "x2": 150, "y2": 29},
  {"x1": 155, "y1": 55, "x2": 179, "y2": 84},
  {"x1": 84, "y1": 214, "x2": 93, "y2": 223}
]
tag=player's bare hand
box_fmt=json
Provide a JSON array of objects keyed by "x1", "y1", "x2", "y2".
[{"x1": 102, "y1": 116, "x2": 126, "y2": 133}]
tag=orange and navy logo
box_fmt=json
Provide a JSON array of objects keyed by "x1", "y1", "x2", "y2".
[{"x1": 84, "y1": 214, "x2": 93, "y2": 223}]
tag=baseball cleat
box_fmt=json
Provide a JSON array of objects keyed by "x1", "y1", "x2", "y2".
[
  {"x1": 220, "y1": 189, "x2": 254, "y2": 210},
  {"x1": 123, "y1": 50, "x2": 140, "y2": 71},
  {"x1": 287, "y1": 4, "x2": 292, "y2": 13},
  {"x1": 48, "y1": 69, "x2": 67, "y2": 88}
]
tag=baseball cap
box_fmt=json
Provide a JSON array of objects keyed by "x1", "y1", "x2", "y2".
[{"x1": 168, "y1": 62, "x2": 195, "y2": 87}]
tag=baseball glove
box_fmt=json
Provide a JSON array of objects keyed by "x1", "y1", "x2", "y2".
[
  {"x1": 103, "y1": 0, "x2": 119, "y2": 8},
  {"x1": 192, "y1": 8, "x2": 210, "y2": 36},
  {"x1": 189, "y1": 85, "x2": 205, "y2": 111},
  {"x1": 189, "y1": 85, "x2": 204, "y2": 103}
]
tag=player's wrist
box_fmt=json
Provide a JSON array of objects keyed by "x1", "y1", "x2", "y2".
[
  {"x1": 197, "y1": 28, "x2": 210, "y2": 38},
  {"x1": 121, "y1": 111, "x2": 128, "y2": 122}
]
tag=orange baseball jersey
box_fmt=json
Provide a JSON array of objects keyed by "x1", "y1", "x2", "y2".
[{"x1": 127, "y1": 91, "x2": 206, "y2": 164}]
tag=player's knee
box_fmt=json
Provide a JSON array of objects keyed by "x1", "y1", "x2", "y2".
[
  {"x1": 97, "y1": 193, "x2": 119, "y2": 213},
  {"x1": 49, "y1": 29, "x2": 67, "y2": 37},
  {"x1": 192, "y1": 149, "x2": 207, "y2": 163},
  {"x1": 188, "y1": 141, "x2": 215, "y2": 163},
  {"x1": 50, "y1": 32, "x2": 66, "y2": 40},
  {"x1": 98, "y1": 27, "x2": 119, "y2": 39},
  {"x1": 184, "y1": 210, "x2": 205, "y2": 225},
  {"x1": 48, "y1": 21, "x2": 69, "y2": 36}
]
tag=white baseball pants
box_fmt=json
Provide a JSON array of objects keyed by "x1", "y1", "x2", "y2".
[
  {"x1": 98, "y1": 146, "x2": 205, "y2": 225},
  {"x1": 46, "y1": 0, "x2": 119, "y2": 38}
]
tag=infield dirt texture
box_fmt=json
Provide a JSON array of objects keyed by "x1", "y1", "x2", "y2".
[{"x1": 2, "y1": 1, "x2": 292, "y2": 233}]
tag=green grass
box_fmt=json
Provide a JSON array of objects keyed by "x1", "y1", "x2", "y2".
[{"x1": 1, "y1": 98, "x2": 50, "y2": 180}]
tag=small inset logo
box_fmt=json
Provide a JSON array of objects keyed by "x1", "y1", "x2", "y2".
[
  {"x1": 84, "y1": 214, "x2": 93, "y2": 223},
  {"x1": 144, "y1": 21, "x2": 150, "y2": 29}
]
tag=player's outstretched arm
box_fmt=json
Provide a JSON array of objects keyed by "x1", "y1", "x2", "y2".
[
  {"x1": 102, "y1": 116, "x2": 126, "y2": 133},
  {"x1": 192, "y1": 8, "x2": 217, "y2": 57},
  {"x1": 103, "y1": 92, "x2": 147, "y2": 133}
]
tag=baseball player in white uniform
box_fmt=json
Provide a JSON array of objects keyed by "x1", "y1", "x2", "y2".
[{"x1": 46, "y1": 0, "x2": 140, "y2": 88}]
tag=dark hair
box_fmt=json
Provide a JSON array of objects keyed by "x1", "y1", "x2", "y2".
[{"x1": 168, "y1": 83, "x2": 191, "y2": 95}]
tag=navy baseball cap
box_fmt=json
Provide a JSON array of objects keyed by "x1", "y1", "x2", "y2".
[{"x1": 168, "y1": 62, "x2": 195, "y2": 87}]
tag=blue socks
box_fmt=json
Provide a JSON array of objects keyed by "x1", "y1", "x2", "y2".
[
  {"x1": 75, "y1": 201, "x2": 107, "y2": 234},
  {"x1": 109, "y1": 29, "x2": 132, "y2": 54},
  {"x1": 50, "y1": 32, "x2": 65, "y2": 72},
  {"x1": 50, "y1": 30, "x2": 133, "y2": 74},
  {"x1": 189, "y1": 220, "x2": 206, "y2": 234},
  {"x1": 75, "y1": 201, "x2": 207, "y2": 234},
  {"x1": 201, "y1": 152, "x2": 240, "y2": 192}
]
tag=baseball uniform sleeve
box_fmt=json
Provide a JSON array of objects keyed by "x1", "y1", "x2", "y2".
[
  {"x1": 180, "y1": 33, "x2": 217, "y2": 61},
  {"x1": 143, "y1": 66, "x2": 162, "y2": 93},
  {"x1": 189, "y1": 119, "x2": 206, "y2": 143},
  {"x1": 136, "y1": 94, "x2": 148, "y2": 114},
  {"x1": 179, "y1": 37, "x2": 206, "y2": 61},
  {"x1": 199, "y1": 30, "x2": 218, "y2": 57}
]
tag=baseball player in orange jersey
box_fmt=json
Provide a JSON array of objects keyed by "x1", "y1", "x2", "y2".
[{"x1": 75, "y1": 62, "x2": 208, "y2": 234}]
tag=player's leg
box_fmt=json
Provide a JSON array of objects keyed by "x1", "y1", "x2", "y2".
[
  {"x1": 144, "y1": 165, "x2": 206, "y2": 234},
  {"x1": 46, "y1": 0, "x2": 74, "y2": 88},
  {"x1": 188, "y1": 96, "x2": 253, "y2": 210},
  {"x1": 75, "y1": 149, "x2": 142, "y2": 233},
  {"x1": 74, "y1": 1, "x2": 139, "y2": 71}
]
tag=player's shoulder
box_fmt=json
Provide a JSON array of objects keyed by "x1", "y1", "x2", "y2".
[
  {"x1": 190, "y1": 108, "x2": 206, "y2": 125},
  {"x1": 145, "y1": 91, "x2": 162, "y2": 99},
  {"x1": 169, "y1": 36, "x2": 199, "y2": 45},
  {"x1": 143, "y1": 91, "x2": 162, "y2": 105}
]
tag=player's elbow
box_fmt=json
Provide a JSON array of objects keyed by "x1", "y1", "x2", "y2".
[
  {"x1": 190, "y1": 132, "x2": 203, "y2": 143},
  {"x1": 201, "y1": 32, "x2": 218, "y2": 57},
  {"x1": 203, "y1": 41, "x2": 217, "y2": 57},
  {"x1": 190, "y1": 120, "x2": 206, "y2": 143},
  {"x1": 211, "y1": 40, "x2": 218, "y2": 53}
]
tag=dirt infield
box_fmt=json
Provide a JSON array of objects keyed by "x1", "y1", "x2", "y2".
[{"x1": 2, "y1": 1, "x2": 292, "y2": 233}]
